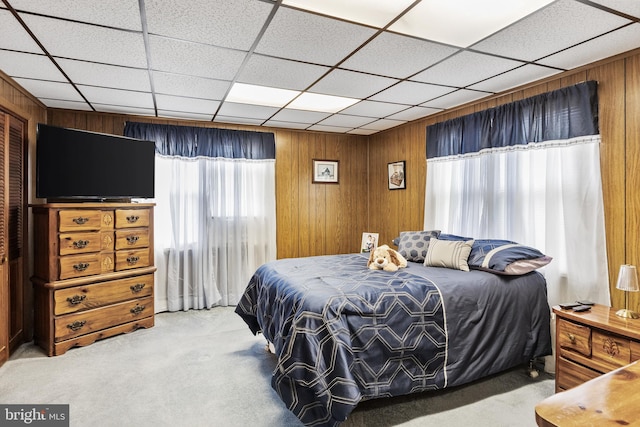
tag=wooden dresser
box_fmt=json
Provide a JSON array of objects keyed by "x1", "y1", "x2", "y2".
[
  {"x1": 31, "y1": 202, "x2": 156, "y2": 356},
  {"x1": 553, "y1": 304, "x2": 640, "y2": 392}
]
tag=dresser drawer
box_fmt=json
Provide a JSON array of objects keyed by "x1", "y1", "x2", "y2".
[
  {"x1": 632, "y1": 341, "x2": 640, "y2": 362},
  {"x1": 115, "y1": 228, "x2": 150, "y2": 250},
  {"x1": 59, "y1": 231, "x2": 102, "y2": 255},
  {"x1": 592, "y1": 330, "x2": 631, "y2": 370},
  {"x1": 557, "y1": 318, "x2": 592, "y2": 358},
  {"x1": 557, "y1": 356, "x2": 600, "y2": 390},
  {"x1": 115, "y1": 248, "x2": 151, "y2": 271},
  {"x1": 54, "y1": 296, "x2": 153, "y2": 341},
  {"x1": 59, "y1": 253, "x2": 102, "y2": 279},
  {"x1": 59, "y1": 210, "x2": 114, "y2": 232},
  {"x1": 116, "y1": 209, "x2": 150, "y2": 229},
  {"x1": 53, "y1": 274, "x2": 154, "y2": 315}
]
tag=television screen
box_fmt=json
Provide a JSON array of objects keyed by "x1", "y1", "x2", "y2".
[{"x1": 36, "y1": 124, "x2": 155, "y2": 200}]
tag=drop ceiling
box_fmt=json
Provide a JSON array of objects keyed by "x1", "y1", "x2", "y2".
[{"x1": 1, "y1": 0, "x2": 639, "y2": 135}]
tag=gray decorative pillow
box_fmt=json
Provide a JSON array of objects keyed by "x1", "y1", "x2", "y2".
[
  {"x1": 424, "y1": 238, "x2": 474, "y2": 271},
  {"x1": 397, "y1": 230, "x2": 441, "y2": 262}
]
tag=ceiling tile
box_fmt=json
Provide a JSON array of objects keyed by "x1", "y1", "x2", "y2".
[
  {"x1": 390, "y1": 0, "x2": 554, "y2": 47},
  {"x1": 310, "y1": 69, "x2": 398, "y2": 99},
  {"x1": 255, "y1": 6, "x2": 377, "y2": 66},
  {"x1": 467, "y1": 64, "x2": 561, "y2": 93},
  {"x1": 537, "y1": 23, "x2": 640, "y2": 70},
  {"x1": 217, "y1": 102, "x2": 279, "y2": 120},
  {"x1": 268, "y1": 108, "x2": 332, "y2": 124},
  {"x1": 361, "y1": 118, "x2": 407, "y2": 131},
  {"x1": 92, "y1": 104, "x2": 155, "y2": 116},
  {"x1": 19, "y1": 14, "x2": 147, "y2": 67},
  {"x1": 156, "y1": 94, "x2": 220, "y2": 114},
  {"x1": 152, "y1": 72, "x2": 231, "y2": 100},
  {"x1": 471, "y1": 0, "x2": 632, "y2": 61},
  {"x1": 215, "y1": 116, "x2": 266, "y2": 126},
  {"x1": 237, "y1": 55, "x2": 330, "y2": 91},
  {"x1": 262, "y1": 120, "x2": 310, "y2": 130},
  {"x1": 145, "y1": 0, "x2": 273, "y2": 50},
  {"x1": 387, "y1": 106, "x2": 441, "y2": 121},
  {"x1": 347, "y1": 128, "x2": 378, "y2": 135},
  {"x1": 57, "y1": 58, "x2": 151, "y2": 91},
  {"x1": 39, "y1": 99, "x2": 91, "y2": 110},
  {"x1": 0, "y1": 51, "x2": 65, "y2": 81},
  {"x1": 340, "y1": 32, "x2": 459, "y2": 79},
  {"x1": 157, "y1": 110, "x2": 214, "y2": 121},
  {"x1": 411, "y1": 51, "x2": 524, "y2": 87},
  {"x1": 78, "y1": 85, "x2": 154, "y2": 109},
  {"x1": 9, "y1": 0, "x2": 142, "y2": 30},
  {"x1": 370, "y1": 81, "x2": 454, "y2": 105},
  {"x1": 422, "y1": 89, "x2": 490, "y2": 109},
  {"x1": 307, "y1": 124, "x2": 352, "y2": 133},
  {"x1": 149, "y1": 35, "x2": 246, "y2": 80},
  {"x1": 0, "y1": 9, "x2": 43, "y2": 53},
  {"x1": 13, "y1": 78, "x2": 84, "y2": 101},
  {"x1": 282, "y1": 0, "x2": 415, "y2": 28},
  {"x1": 339, "y1": 100, "x2": 409, "y2": 118},
  {"x1": 590, "y1": 0, "x2": 640, "y2": 18},
  {"x1": 317, "y1": 114, "x2": 376, "y2": 128}
]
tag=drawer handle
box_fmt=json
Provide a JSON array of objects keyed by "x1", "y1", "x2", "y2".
[
  {"x1": 126, "y1": 235, "x2": 139, "y2": 245},
  {"x1": 67, "y1": 320, "x2": 86, "y2": 331},
  {"x1": 73, "y1": 262, "x2": 90, "y2": 272},
  {"x1": 126, "y1": 256, "x2": 140, "y2": 265},
  {"x1": 130, "y1": 305, "x2": 145, "y2": 315},
  {"x1": 130, "y1": 283, "x2": 145, "y2": 293},
  {"x1": 602, "y1": 338, "x2": 620, "y2": 357},
  {"x1": 567, "y1": 333, "x2": 576, "y2": 344},
  {"x1": 126, "y1": 215, "x2": 140, "y2": 223},
  {"x1": 73, "y1": 240, "x2": 89, "y2": 249},
  {"x1": 66, "y1": 295, "x2": 86, "y2": 305},
  {"x1": 72, "y1": 217, "x2": 89, "y2": 225}
]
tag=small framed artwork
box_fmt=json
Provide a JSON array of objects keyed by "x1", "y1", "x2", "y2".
[
  {"x1": 360, "y1": 232, "x2": 379, "y2": 253},
  {"x1": 312, "y1": 159, "x2": 339, "y2": 184},
  {"x1": 388, "y1": 160, "x2": 406, "y2": 190}
]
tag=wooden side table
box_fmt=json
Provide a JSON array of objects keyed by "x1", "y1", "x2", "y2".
[{"x1": 535, "y1": 360, "x2": 640, "y2": 426}]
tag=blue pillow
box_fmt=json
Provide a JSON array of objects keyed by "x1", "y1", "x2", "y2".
[
  {"x1": 468, "y1": 239, "x2": 552, "y2": 275},
  {"x1": 439, "y1": 233, "x2": 474, "y2": 241}
]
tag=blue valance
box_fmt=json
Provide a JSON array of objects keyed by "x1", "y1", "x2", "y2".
[
  {"x1": 123, "y1": 122, "x2": 275, "y2": 160},
  {"x1": 426, "y1": 81, "x2": 598, "y2": 159}
]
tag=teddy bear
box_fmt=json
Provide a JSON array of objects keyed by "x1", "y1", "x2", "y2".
[{"x1": 367, "y1": 244, "x2": 408, "y2": 272}]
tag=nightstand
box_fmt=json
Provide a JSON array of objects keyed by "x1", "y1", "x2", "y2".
[{"x1": 553, "y1": 304, "x2": 640, "y2": 392}]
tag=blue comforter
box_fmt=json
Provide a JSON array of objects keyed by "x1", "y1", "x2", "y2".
[{"x1": 235, "y1": 253, "x2": 551, "y2": 426}]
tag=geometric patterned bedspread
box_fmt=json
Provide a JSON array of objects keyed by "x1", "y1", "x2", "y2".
[{"x1": 235, "y1": 253, "x2": 551, "y2": 427}]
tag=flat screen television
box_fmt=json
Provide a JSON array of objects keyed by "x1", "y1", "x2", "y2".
[{"x1": 36, "y1": 124, "x2": 155, "y2": 201}]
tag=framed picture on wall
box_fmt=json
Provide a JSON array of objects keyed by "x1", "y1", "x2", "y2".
[
  {"x1": 388, "y1": 160, "x2": 406, "y2": 190},
  {"x1": 313, "y1": 159, "x2": 339, "y2": 184},
  {"x1": 360, "y1": 233, "x2": 379, "y2": 253}
]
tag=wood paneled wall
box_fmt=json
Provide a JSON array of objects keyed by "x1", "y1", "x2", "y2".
[
  {"x1": 45, "y1": 112, "x2": 369, "y2": 260},
  {"x1": 368, "y1": 48, "x2": 640, "y2": 312}
]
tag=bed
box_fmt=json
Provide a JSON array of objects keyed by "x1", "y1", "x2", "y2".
[{"x1": 235, "y1": 246, "x2": 552, "y2": 427}]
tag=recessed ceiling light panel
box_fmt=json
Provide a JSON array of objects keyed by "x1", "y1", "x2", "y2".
[
  {"x1": 287, "y1": 92, "x2": 359, "y2": 113},
  {"x1": 226, "y1": 82, "x2": 300, "y2": 108}
]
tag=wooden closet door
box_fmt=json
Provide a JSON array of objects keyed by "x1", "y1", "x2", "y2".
[
  {"x1": 0, "y1": 111, "x2": 25, "y2": 366},
  {"x1": 0, "y1": 113, "x2": 8, "y2": 365}
]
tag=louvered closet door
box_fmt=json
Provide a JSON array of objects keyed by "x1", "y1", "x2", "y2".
[
  {"x1": 0, "y1": 111, "x2": 25, "y2": 366},
  {"x1": 0, "y1": 113, "x2": 8, "y2": 366}
]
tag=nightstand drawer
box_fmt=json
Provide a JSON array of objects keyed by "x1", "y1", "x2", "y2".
[
  {"x1": 557, "y1": 318, "x2": 592, "y2": 357},
  {"x1": 632, "y1": 341, "x2": 640, "y2": 362},
  {"x1": 556, "y1": 356, "x2": 600, "y2": 390},
  {"x1": 592, "y1": 330, "x2": 631, "y2": 369}
]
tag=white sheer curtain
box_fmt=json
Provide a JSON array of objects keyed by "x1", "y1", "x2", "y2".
[
  {"x1": 425, "y1": 135, "x2": 609, "y2": 308},
  {"x1": 154, "y1": 155, "x2": 277, "y2": 311}
]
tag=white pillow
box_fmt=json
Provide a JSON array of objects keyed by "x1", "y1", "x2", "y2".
[{"x1": 423, "y1": 238, "x2": 474, "y2": 271}]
